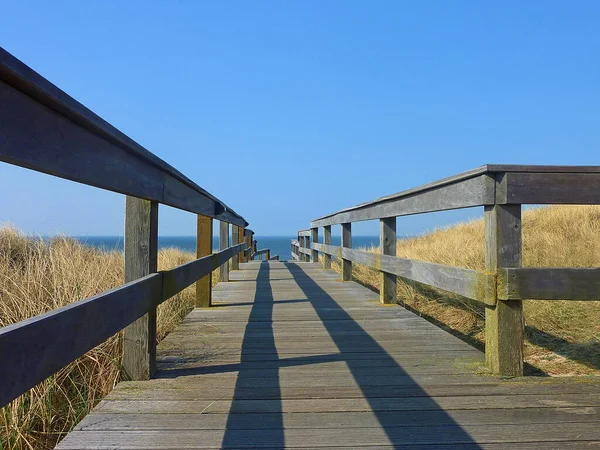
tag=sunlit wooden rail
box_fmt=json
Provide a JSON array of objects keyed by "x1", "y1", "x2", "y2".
[{"x1": 294, "y1": 165, "x2": 600, "y2": 376}]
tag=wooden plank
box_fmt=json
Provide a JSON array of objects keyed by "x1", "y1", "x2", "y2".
[
  {"x1": 311, "y1": 227, "x2": 318, "y2": 263},
  {"x1": 195, "y1": 215, "x2": 212, "y2": 307},
  {"x1": 92, "y1": 393, "x2": 600, "y2": 414},
  {"x1": 56, "y1": 422, "x2": 600, "y2": 449},
  {"x1": 219, "y1": 221, "x2": 229, "y2": 282},
  {"x1": 311, "y1": 174, "x2": 495, "y2": 227},
  {"x1": 499, "y1": 267, "x2": 600, "y2": 300},
  {"x1": 380, "y1": 217, "x2": 396, "y2": 304},
  {"x1": 231, "y1": 226, "x2": 240, "y2": 270},
  {"x1": 311, "y1": 243, "x2": 495, "y2": 304},
  {"x1": 162, "y1": 244, "x2": 244, "y2": 299},
  {"x1": 498, "y1": 172, "x2": 600, "y2": 204},
  {"x1": 74, "y1": 406, "x2": 600, "y2": 431},
  {"x1": 298, "y1": 230, "x2": 311, "y2": 237},
  {"x1": 341, "y1": 222, "x2": 352, "y2": 281},
  {"x1": 0, "y1": 273, "x2": 162, "y2": 407},
  {"x1": 323, "y1": 225, "x2": 332, "y2": 269},
  {"x1": 0, "y1": 48, "x2": 248, "y2": 227},
  {"x1": 123, "y1": 197, "x2": 159, "y2": 381},
  {"x1": 485, "y1": 201, "x2": 524, "y2": 377}
]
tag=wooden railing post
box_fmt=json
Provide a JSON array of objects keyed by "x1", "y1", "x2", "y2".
[
  {"x1": 311, "y1": 227, "x2": 318, "y2": 263},
  {"x1": 266, "y1": 249, "x2": 271, "y2": 260},
  {"x1": 231, "y1": 226, "x2": 240, "y2": 270},
  {"x1": 485, "y1": 199, "x2": 524, "y2": 377},
  {"x1": 323, "y1": 225, "x2": 332, "y2": 269},
  {"x1": 219, "y1": 221, "x2": 230, "y2": 282},
  {"x1": 123, "y1": 197, "x2": 158, "y2": 380},
  {"x1": 195, "y1": 215, "x2": 213, "y2": 307},
  {"x1": 238, "y1": 226, "x2": 246, "y2": 266},
  {"x1": 380, "y1": 217, "x2": 397, "y2": 304},
  {"x1": 245, "y1": 234, "x2": 252, "y2": 262},
  {"x1": 341, "y1": 222, "x2": 352, "y2": 281}
]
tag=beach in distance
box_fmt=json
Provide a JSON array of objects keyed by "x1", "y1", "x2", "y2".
[{"x1": 70, "y1": 236, "x2": 381, "y2": 261}]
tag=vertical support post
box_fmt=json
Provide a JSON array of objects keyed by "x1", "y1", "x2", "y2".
[
  {"x1": 341, "y1": 222, "x2": 352, "y2": 281},
  {"x1": 311, "y1": 227, "x2": 318, "y2": 263},
  {"x1": 323, "y1": 225, "x2": 332, "y2": 269},
  {"x1": 123, "y1": 197, "x2": 158, "y2": 380},
  {"x1": 245, "y1": 235, "x2": 252, "y2": 262},
  {"x1": 304, "y1": 235, "x2": 310, "y2": 262},
  {"x1": 485, "y1": 200, "x2": 523, "y2": 377},
  {"x1": 238, "y1": 226, "x2": 246, "y2": 266},
  {"x1": 266, "y1": 249, "x2": 271, "y2": 260},
  {"x1": 196, "y1": 215, "x2": 213, "y2": 307},
  {"x1": 231, "y1": 226, "x2": 240, "y2": 270},
  {"x1": 219, "y1": 221, "x2": 229, "y2": 282},
  {"x1": 380, "y1": 217, "x2": 397, "y2": 304}
]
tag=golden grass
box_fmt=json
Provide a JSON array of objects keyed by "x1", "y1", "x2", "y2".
[
  {"x1": 332, "y1": 205, "x2": 600, "y2": 376},
  {"x1": 0, "y1": 227, "x2": 217, "y2": 450}
]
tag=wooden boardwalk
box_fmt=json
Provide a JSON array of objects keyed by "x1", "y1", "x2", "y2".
[{"x1": 58, "y1": 261, "x2": 600, "y2": 449}]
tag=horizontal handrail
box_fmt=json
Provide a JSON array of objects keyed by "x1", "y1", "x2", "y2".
[
  {"x1": 0, "y1": 273, "x2": 161, "y2": 407},
  {"x1": 312, "y1": 243, "x2": 495, "y2": 305},
  {"x1": 498, "y1": 268, "x2": 600, "y2": 300},
  {"x1": 0, "y1": 242, "x2": 247, "y2": 407},
  {"x1": 0, "y1": 47, "x2": 247, "y2": 227},
  {"x1": 163, "y1": 243, "x2": 246, "y2": 299},
  {"x1": 311, "y1": 165, "x2": 600, "y2": 227}
]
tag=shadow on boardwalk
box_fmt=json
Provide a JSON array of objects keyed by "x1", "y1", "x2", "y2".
[{"x1": 218, "y1": 262, "x2": 479, "y2": 448}]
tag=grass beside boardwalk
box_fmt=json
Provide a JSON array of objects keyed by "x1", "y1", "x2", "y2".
[
  {"x1": 0, "y1": 228, "x2": 214, "y2": 450},
  {"x1": 331, "y1": 205, "x2": 600, "y2": 377}
]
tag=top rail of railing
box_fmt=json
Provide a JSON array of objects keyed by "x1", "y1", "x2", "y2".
[
  {"x1": 0, "y1": 47, "x2": 247, "y2": 227},
  {"x1": 311, "y1": 164, "x2": 600, "y2": 227}
]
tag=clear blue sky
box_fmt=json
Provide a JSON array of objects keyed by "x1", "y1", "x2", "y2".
[{"x1": 1, "y1": 1, "x2": 598, "y2": 237}]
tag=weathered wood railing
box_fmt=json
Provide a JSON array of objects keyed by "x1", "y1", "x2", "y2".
[
  {"x1": 0, "y1": 47, "x2": 260, "y2": 407},
  {"x1": 293, "y1": 165, "x2": 600, "y2": 376}
]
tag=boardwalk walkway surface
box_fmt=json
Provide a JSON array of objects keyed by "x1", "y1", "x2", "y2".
[{"x1": 58, "y1": 261, "x2": 600, "y2": 449}]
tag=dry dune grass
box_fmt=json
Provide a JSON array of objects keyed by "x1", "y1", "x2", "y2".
[
  {"x1": 0, "y1": 228, "x2": 217, "y2": 450},
  {"x1": 332, "y1": 205, "x2": 600, "y2": 376}
]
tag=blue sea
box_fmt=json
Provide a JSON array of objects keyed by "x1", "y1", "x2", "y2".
[{"x1": 72, "y1": 236, "x2": 381, "y2": 261}]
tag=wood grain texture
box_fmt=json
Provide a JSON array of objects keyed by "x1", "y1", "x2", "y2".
[
  {"x1": 123, "y1": 197, "x2": 159, "y2": 381},
  {"x1": 380, "y1": 217, "x2": 396, "y2": 304},
  {"x1": 310, "y1": 228, "x2": 318, "y2": 263},
  {"x1": 341, "y1": 223, "x2": 352, "y2": 281},
  {"x1": 312, "y1": 243, "x2": 495, "y2": 304},
  {"x1": 238, "y1": 227, "x2": 246, "y2": 266},
  {"x1": 323, "y1": 225, "x2": 332, "y2": 269},
  {"x1": 161, "y1": 244, "x2": 244, "y2": 300},
  {"x1": 231, "y1": 227, "x2": 240, "y2": 271},
  {"x1": 497, "y1": 172, "x2": 600, "y2": 204},
  {"x1": 499, "y1": 267, "x2": 600, "y2": 300},
  {"x1": 485, "y1": 201, "x2": 524, "y2": 377},
  {"x1": 57, "y1": 261, "x2": 600, "y2": 449},
  {"x1": 311, "y1": 174, "x2": 495, "y2": 227},
  {"x1": 195, "y1": 215, "x2": 213, "y2": 307},
  {"x1": 0, "y1": 273, "x2": 162, "y2": 408},
  {"x1": 219, "y1": 221, "x2": 230, "y2": 282}
]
